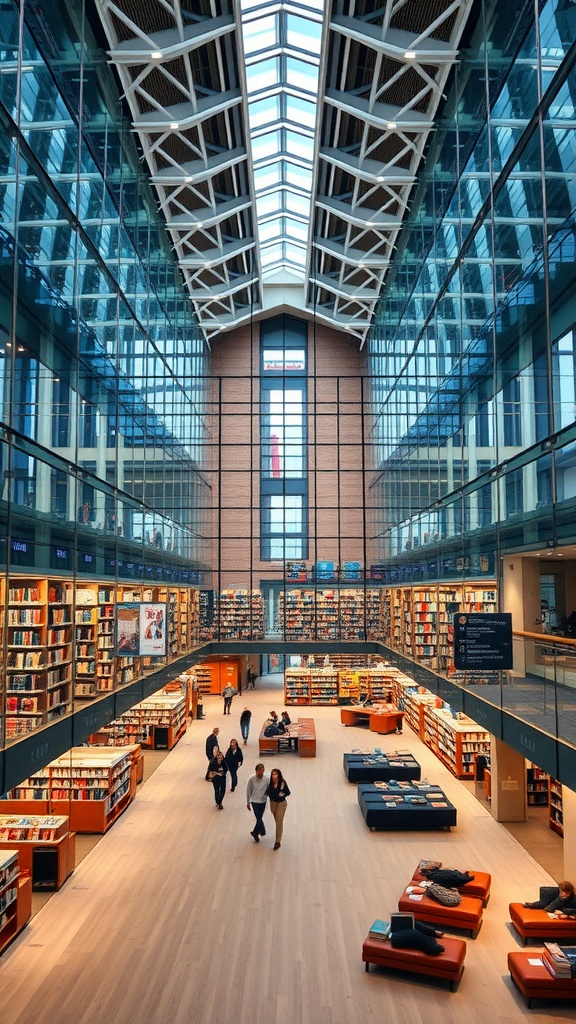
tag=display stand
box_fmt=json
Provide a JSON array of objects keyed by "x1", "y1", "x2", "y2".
[{"x1": 0, "y1": 815, "x2": 75, "y2": 890}]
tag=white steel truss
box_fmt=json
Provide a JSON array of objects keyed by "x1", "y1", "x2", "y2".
[{"x1": 93, "y1": 0, "x2": 476, "y2": 346}]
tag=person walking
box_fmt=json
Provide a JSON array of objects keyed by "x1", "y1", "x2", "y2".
[
  {"x1": 266, "y1": 767, "x2": 291, "y2": 850},
  {"x1": 205, "y1": 727, "x2": 220, "y2": 780},
  {"x1": 222, "y1": 683, "x2": 236, "y2": 715},
  {"x1": 240, "y1": 707, "x2": 252, "y2": 745},
  {"x1": 246, "y1": 763, "x2": 269, "y2": 842},
  {"x1": 225, "y1": 737, "x2": 244, "y2": 792},
  {"x1": 207, "y1": 749, "x2": 228, "y2": 809}
]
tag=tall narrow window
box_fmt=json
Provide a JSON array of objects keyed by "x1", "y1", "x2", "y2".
[{"x1": 260, "y1": 317, "x2": 308, "y2": 561}]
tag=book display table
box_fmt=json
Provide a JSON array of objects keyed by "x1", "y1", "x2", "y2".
[
  {"x1": 340, "y1": 704, "x2": 404, "y2": 734},
  {"x1": 362, "y1": 933, "x2": 466, "y2": 991},
  {"x1": 508, "y1": 950, "x2": 576, "y2": 1008},
  {"x1": 343, "y1": 751, "x2": 421, "y2": 783},
  {"x1": 358, "y1": 782, "x2": 457, "y2": 831},
  {"x1": 259, "y1": 718, "x2": 316, "y2": 757}
]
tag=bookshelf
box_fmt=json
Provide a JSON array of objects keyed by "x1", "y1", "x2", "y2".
[
  {"x1": 549, "y1": 777, "x2": 563, "y2": 836},
  {"x1": 218, "y1": 589, "x2": 265, "y2": 640},
  {"x1": 93, "y1": 693, "x2": 188, "y2": 750},
  {"x1": 0, "y1": 815, "x2": 76, "y2": 891},
  {"x1": 310, "y1": 668, "x2": 339, "y2": 705},
  {"x1": 3, "y1": 747, "x2": 140, "y2": 833},
  {"x1": 526, "y1": 765, "x2": 549, "y2": 807},
  {"x1": 0, "y1": 850, "x2": 32, "y2": 955},
  {"x1": 380, "y1": 582, "x2": 497, "y2": 672},
  {"x1": 74, "y1": 584, "x2": 98, "y2": 698},
  {"x1": 423, "y1": 706, "x2": 490, "y2": 779},
  {"x1": 284, "y1": 669, "x2": 311, "y2": 705},
  {"x1": 366, "y1": 589, "x2": 381, "y2": 640},
  {"x1": 6, "y1": 577, "x2": 73, "y2": 737}
]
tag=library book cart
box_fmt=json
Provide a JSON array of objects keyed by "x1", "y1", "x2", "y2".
[
  {"x1": 2, "y1": 746, "x2": 141, "y2": 833},
  {"x1": 0, "y1": 815, "x2": 75, "y2": 891}
]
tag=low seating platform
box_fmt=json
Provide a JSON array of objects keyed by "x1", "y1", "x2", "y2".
[
  {"x1": 509, "y1": 903, "x2": 576, "y2": 945},
  {"x1": 398, "y1": 889, "x2": 483, "y2": 939},
  {"x1": 340, "y1": 704, "x2": 404, "y2": 734},
  {"x1": 358, "y1": 782, "x2": 457, "y2": 831},
  {"x1": 259, "y1": 718, "x2": 316, "y2": 757},
  {"x1": 343, "y1": 751, "x2": 421, "y2": 784},
  {"x1": 362, "y1": 933, "x2": 466, "y2": 991},
  {"x1": 410, "y1": 865, "x2": 491, "y2": 906},
  {"x1": 508, "y1": 950, "x2": 576, "y2": 1008}
]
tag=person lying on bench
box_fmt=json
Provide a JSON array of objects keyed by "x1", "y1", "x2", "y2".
[
  {"x1": 419, "y1": 863, "x2": 475, "y2": 889},
  {"x1": 523, "y1": 880, "x2": 576, "y2": 916}
]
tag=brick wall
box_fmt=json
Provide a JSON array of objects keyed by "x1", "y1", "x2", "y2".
[{"x1": 206, "y1": 318, "x2": 368, "y2": 586}]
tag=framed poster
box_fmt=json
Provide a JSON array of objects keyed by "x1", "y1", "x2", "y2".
[{"x1": 116, "y1": 602, "x2": 167, "y2": 656}]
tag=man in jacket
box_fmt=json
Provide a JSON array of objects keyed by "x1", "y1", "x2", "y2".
[
  {"x1": 205, "y1": 727, "x2": 220, "y2": 780},
  {"x1": 246, "y1": 763, "x2": 269, "y2": 842}
]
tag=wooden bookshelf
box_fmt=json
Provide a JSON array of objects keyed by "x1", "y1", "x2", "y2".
[
  {"x1": 423, "y1": 706, "x2": 490, "y2": 779},
  {"x1": 0, "y1": 850, "x2": 32, "y2": 955},
  {"x1": 0, "y1": 815, "x2": 75, "y2": 891},
  {"x1": 5, "y1": 577, "x2": 73, "y2": 737},
  {"x1": 98, "y1": 692, "x2": 188, "y2": 750},
  {"x1": 549, "y1": 777, "x2": 563, "y2": 836},
  {"x1": 526, "y1": 765, "x2": 549, "y2": 807},
  {"x1": 3, "y1": 747, "x2": 140, "y2": 834},
  {"x1": 284, "y1": 668, "x2": 311, "y2": 705},
  {"x1": 218, "y1": 589, "x2": 265, "y2": 640}
]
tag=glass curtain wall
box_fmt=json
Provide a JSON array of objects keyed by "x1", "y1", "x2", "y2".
[
  {"x1": 367, "y1": 0, "x2": 576, "y2": 583},
  {"x1": 0, "y1": 0, "x2": 210, "y2": 748}
]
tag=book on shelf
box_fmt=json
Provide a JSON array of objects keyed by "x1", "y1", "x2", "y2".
[{"x1": 368, "y1": 919, "x2": 390, "y2": 939}]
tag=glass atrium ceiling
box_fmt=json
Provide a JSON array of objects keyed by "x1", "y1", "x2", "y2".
[
  {"x1": 240, "y1": 0, "x2": 323, "y2": 284},
  {"x1": 95, "y1": 0, "x2": 477, "y2": 346}
]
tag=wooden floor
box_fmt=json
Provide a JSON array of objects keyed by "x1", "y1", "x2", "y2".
[{"x1": 1, "y1": 684, "x2": 573, "y2": 1024}]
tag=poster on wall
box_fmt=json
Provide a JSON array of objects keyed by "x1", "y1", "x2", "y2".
[{"x1": 116, "y1": 602, "x2": 167, "y2": 656}]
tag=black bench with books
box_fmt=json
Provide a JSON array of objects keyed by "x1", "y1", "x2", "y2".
[
  {"x1": 358, "y1": 781, "x2": 457, "y2": 831},
  {"x1": 343, "y1": 750, "x2": 421, "y2": 783}
]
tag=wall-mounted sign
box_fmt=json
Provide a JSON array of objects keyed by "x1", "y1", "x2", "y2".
[{"x1": 453, "y1": 612, "x2": 513, "y2": 670}]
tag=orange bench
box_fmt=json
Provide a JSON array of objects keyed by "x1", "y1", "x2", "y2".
[
  {"x1": 509, "y1": 903, "x2": 576, "y2": 945},
  {"x1": 508, "y1": 950, "x2": 576, "y2": 1008},
  {"x1": 340, "y1": 705, "x2": 404, "y2": 734},
  {"x1": 362, "y1": 933, "x2": 466, "y2": 991},
  {"x1": 398, "y1": 888, "x2": 483, "y2": 939},
  {"x1": 410, "y1": 865, "x2": 491, "y2": 906}
]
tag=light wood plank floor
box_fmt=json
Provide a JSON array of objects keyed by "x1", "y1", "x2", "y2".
[{"x1": 1, "y1": 686, "x2": 573, "y2": 1024}]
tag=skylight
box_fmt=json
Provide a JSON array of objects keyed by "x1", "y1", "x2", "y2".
[{"x1": 240, "y1": 0, "x2": 323, "y2": 282}]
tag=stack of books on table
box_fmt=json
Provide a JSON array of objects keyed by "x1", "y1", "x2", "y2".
[
  {"x1": 369, "y1": 919, "x2": 390, "y2": 940},
  {"x1": 542, "y1": 942, "x2": 576, "y2": 978}
]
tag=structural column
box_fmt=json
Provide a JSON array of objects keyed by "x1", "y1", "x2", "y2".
[{"x1": 490, "y1": 737, "x2": 527, "y2": 822}]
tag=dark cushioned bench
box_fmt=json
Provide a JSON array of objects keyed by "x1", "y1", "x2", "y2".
[
  {"x1": 410, "y1": 865, "x2": 491, "y2": 906},
  {"x1": 398, "y1": 888, "x2": 483, "y2": 939},
  {"x1": 358, "y1": 783, "x2": 456, "y2": 831},
  {"x1": 509, "y1": 903, "x2": 576, "y2": 945},
  {"x1": 508, "y1": 950, "x2": 576, "y2": 1008},
  {"x1": 343, "y1": 752, "x2": 421, "y2": 783},
  {"x1": 362, "y1": 933, "x2": 466, "y2": 991}
]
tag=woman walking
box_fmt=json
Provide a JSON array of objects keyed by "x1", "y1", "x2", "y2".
[
  {"x1": 239, "y1": 707, "x2": 252, "y2": 745},
  {"x1": 207, "y1": 749, "x2": 228, "y2": 809},
  {"x1": 225, "y1": 738, "x2": 244, "y2": 792},
  {"x1": 266, "y1": 767, "x2": 290, "y2": 850}
]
